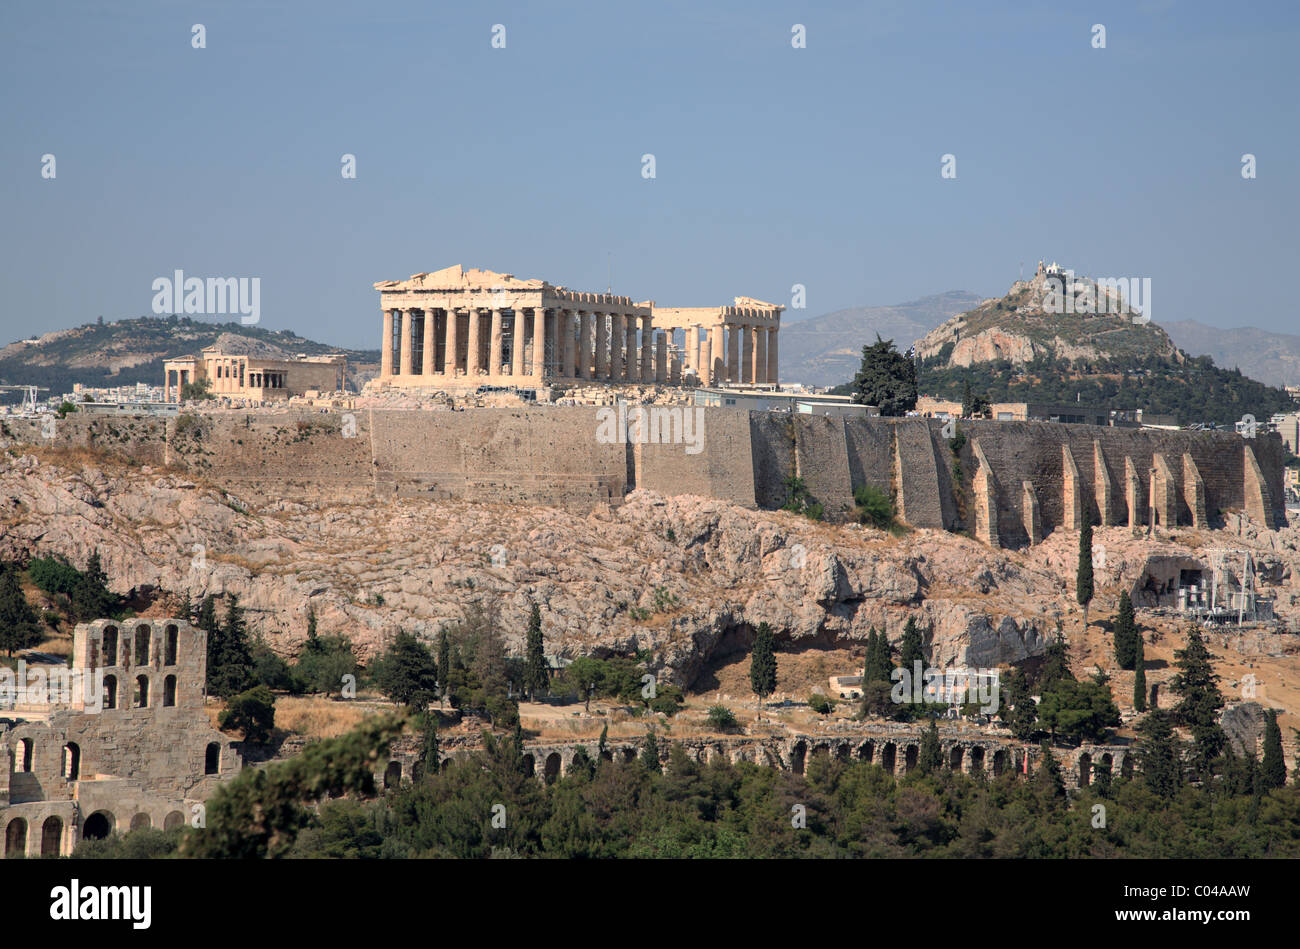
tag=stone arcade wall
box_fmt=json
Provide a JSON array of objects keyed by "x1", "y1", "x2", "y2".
[{"x1": 5, "y1": 408, "x2": 1285, "y2": 547}]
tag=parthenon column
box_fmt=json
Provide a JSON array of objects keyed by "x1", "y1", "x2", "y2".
[
  {"x1": 766, "y1": 327, "x2": 778, "y2": 384},
  {"x1": 531, "y1": 307, "x2": 546, "y2": 378},
  {"x1": 594, "y1": 313, "x2": 608, "y2": 379},
  {"x1": 488, "y1": 309, "x2": 504, "y2": 377},
  {"x1": 700, "y1": 336, "x2": 712, "y2": 385},
  {"x1": 466, "y1": 309, "x2": 482, "y2": 377},
  {"x1": 381, "y1": 310, "x2": 394, "y2": 376},
  {"x1": 561, "y1": 310, "x2": 576, "y2": 378},
  {"x1": 754, "y1": 326, "x2": 767, "y2": 385},
  {"x1": 626, "y1": 320, "x2": 639, "y2": 382},
  {"x1": 444, "y1": 309, "x2": 459, "y2": 375},
  {"x1": 727, "y1": 325, "x2": 740, "y2": 383},
  {"x1": 742, "y1": 324, "x2": 755, "y2": 384},
  {"x1": 654, "y1": 331, "x2": 667, "y2": 383},
  {"x1": 610, "y1": 314, "x2": 624, "y2": 381},
  {"x1": 511, "y1": 312, "x2": 525, "y2": 377},
  {"x1": 399, "y1": 309, "x2": 414, "y2": 376},
  {"x1": 421, "y1": 309, "x2": 436, "y2": 376},
  {"x1": 640, "y1": 316, "x2": 653, "y2": 382},
  {"x1": 578, "y1": 311, "x2": 591, "y2": 380}
]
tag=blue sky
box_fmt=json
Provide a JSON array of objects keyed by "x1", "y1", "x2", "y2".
[{"x1": 2, "y1": 0, "x2": 1297, "y2": 349}]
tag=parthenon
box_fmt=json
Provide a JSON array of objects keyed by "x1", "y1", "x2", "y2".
[{"x1": 372, "y1": 265, "x2": 782, "y2": 389}]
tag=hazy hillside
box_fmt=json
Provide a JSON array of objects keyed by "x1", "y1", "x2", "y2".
[
  {"x1": 906, "y1": 269, "x2": 1296, "y2": 427},
  {"x1": 780, "y1": 291, "x2": 984, "y2": 387},
  {"x1": 1162, "y1": 320, "x2": 1300, "y2": 389},
  {"x1": 0, "y1": 316, "x2": 379, "y2": 397}
]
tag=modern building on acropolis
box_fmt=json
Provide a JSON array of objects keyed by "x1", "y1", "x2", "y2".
[{"x1": 372, "y1": 265, "x2": 782, "y2": 389}]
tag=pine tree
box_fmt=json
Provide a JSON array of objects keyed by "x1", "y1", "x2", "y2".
[
  {"x1": 523, "y1": 604, "x2": 548, "y2": 701},
  {"x1": 1077, "y1": 520, "x2": 1094, "y2": 628},
  {"x1": 1261, "y1": 710, "x2": 1286, "y2": 790},
  {"x1": 1170, "y1": 625, "x2": 1225, "y2": 780},
  {"x1": 749, "y1": 622, "x2": 777, "y2": 718},
  {"x1": 0, "y1": 563, "x2": 42, "y2": 657},
  {"x1": 1038, "y1": 627, "x2": 1074, "y2": 689},
  {"x1": 72, "y1": 548, "x2": 117, "y2": 621},
  {"x1": 306, "y1": 606, "x2": 318, "y2": 640},
  {"x1": 918, "y1": 718, "x2": 942, "y2": 775},
  {"x1": 1132, "y1": 634, "x2": 1147, "y2": 713},
  {"x1": 373, "y1": 630, "x2": 439, "y2": 709},
  {"x1": 197, "y1": 595, "x2": 219, "y2": 636},
  {"x1": 1114, "y1": 590, "x2": 1137, "y2": 670}
]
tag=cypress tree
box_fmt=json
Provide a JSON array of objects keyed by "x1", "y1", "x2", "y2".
[
  {"x1": 209, "y1": 595, "x2": 255, "y2": 699},
  {"x1": 1261, "y1": 710, "x2": 1286, "y2": 790},
  {"x1": 1114, "y1": 590, "x2": 1137, "y2": 670},
  {"x1": 437, "y1": 629, "x2": 451, "y2": 706},
  {"x1": 641, "y1": 730, "x2": 661, "y2": 774},
  {"x1": 749, "y1": 622, "x2": 777, "y2": 717},
  {"x1": 1138, "y1": 709, "x2": 1183, "y2": 799},
  {"x1": 1077, "y1": 520, "x2": 1094, "y2": 628},
  {"x1": 523, "y1": 604, "x2": 548, "y2": 701},
  {"x1": 899, "y1": 616, "x2": 924, "y2": 671},
  {"x1": 918, "y1": 718, "x2": 942, "y2": 775},
  {"x1": 1132, "y1": 634, "x2": 1147, "y2": 713}
]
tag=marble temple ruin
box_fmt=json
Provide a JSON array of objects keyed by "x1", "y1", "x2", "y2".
[{"x1": 372, "y1": 265, "x2": 782, "y2": 389}]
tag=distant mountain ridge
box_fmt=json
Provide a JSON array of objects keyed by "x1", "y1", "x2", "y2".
[
  {"x1": 780, "y1": 291, "x2": 984, "y2": 387},
  {"x1": 0, "y1": 317, "x2": 379, "y2": 396},
  {"x1": 1160, "y1": 320, "x2": 1300, "y2": 389}
]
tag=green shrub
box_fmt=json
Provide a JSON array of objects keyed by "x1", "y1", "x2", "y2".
[
  {"x1": 219, "y1": 684, "x2": 277, "y2": 743},
  {"x1": 808, "y1": 693, "x2": 834, "y2": 715},
  {"x1": 706, "y1": 705, "x2": 737, "y2": 730},
  {"x1": 852, "y1": 484, "x2": 895, "y2": 530}
]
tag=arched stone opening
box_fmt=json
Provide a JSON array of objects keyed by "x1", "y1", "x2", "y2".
[
  {"x1": 134, "y1": 675, "x2": 149, "y2": 708},
  {"x1": 1120, "y1": 755, "x2": 1134, "y2": 780},
  {"x1": 165, "y1": 625, "x2": 178, "y2": 665},
  {"x1": 949, "y1": 746, "x2": 964, "y2": 771},
  {"x1": 204, "y1": 742, "x2": 220, "y2": 775},
  {"x1": 41, "y1": 816, "x2": 63, "y2": 856},
  {"x1": 103, "y1": 674, "x2": 117, "y2": 709},
  {"x1": 163, "y1": 811, "x2": 185, "y2": 831},
  {"x1": 992, "y1": 749, "x2": 1008, "y2": 776},
  {"x1": 790, "y1": 741, "x2": 807, "y2": 775},
  {"x1": 522, "y1": 754, "x2": 535, "y2": 778},
  {"x1": 135, "y1": 624, "x2": 152, "y2": 664},
  {"x1": 835, "y1": 744, "x2": 850, "y2": 762},
  {"x1": 880, "y1": 743, "x2": 897, "y2": 773},
  {"x1": 63, "y1": 742, "x2": 80, "y2": 780},
  {"x1": 969, "y1": 746, "x2": 985, "y2": 775},
  {"x1": 859, "y1": 741, "x2": 875, "y2": 763},
  {"x1": 384, "y1": 760, "x2": 402, "y2": 789},
  {"x1": 18, "y1": 737, "x2": 32, "y2": 772},
  {"x1": 904, "y1": 744, "x2": 919, "y2": 772},
  {"x1": 623, "y1": 748, "x2": 638, "y2": 763},
  {"x1": 544, "y1": 752, "x2": 561, "y2": 783},
  {"x1": 102, "y1": 626, "x2": 118, "y2": 666},
  {"x1": 5, "y1": 818, "x2": 27, "y2": 857},
  {"x1": 82, "y1": 811, "x2": 114, "y2": 841},
  {"x1": 1079, "y1": 752, "x2": 1092, "y2": 788},
  {"x1": 129, "y1": 813, "x2": 151, "y2": 833},
  {"x1": 163, "y1": 675, "x2": 177, "y2": 707}
]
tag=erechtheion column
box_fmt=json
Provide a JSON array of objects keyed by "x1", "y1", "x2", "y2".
[
  {"x1": 489, "y1": 309, "x2": 504, "y2": 376},
  {"x1": 766, "y1": 327, "x2": 778, "y2": 384},
  {"x1": 399, "y1": 310, "x2": 413, "y2": 376},
  {"x1": 381, "y1": 310, "x2": 394, "y2": 376},
  {"x1": 511, "y1": 312, "x2": 525, "y2": 377},
  {"x1": 532, "y1": 307, "x2": 545, "y2": 378}
]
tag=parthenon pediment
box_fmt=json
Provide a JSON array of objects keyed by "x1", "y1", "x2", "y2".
[
  {"x1": 373, "y1": 265, "x2": 547, "y2": 293},
  {"x1": 733, "y1": 296, "x2": 781, "y2": 310}
]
